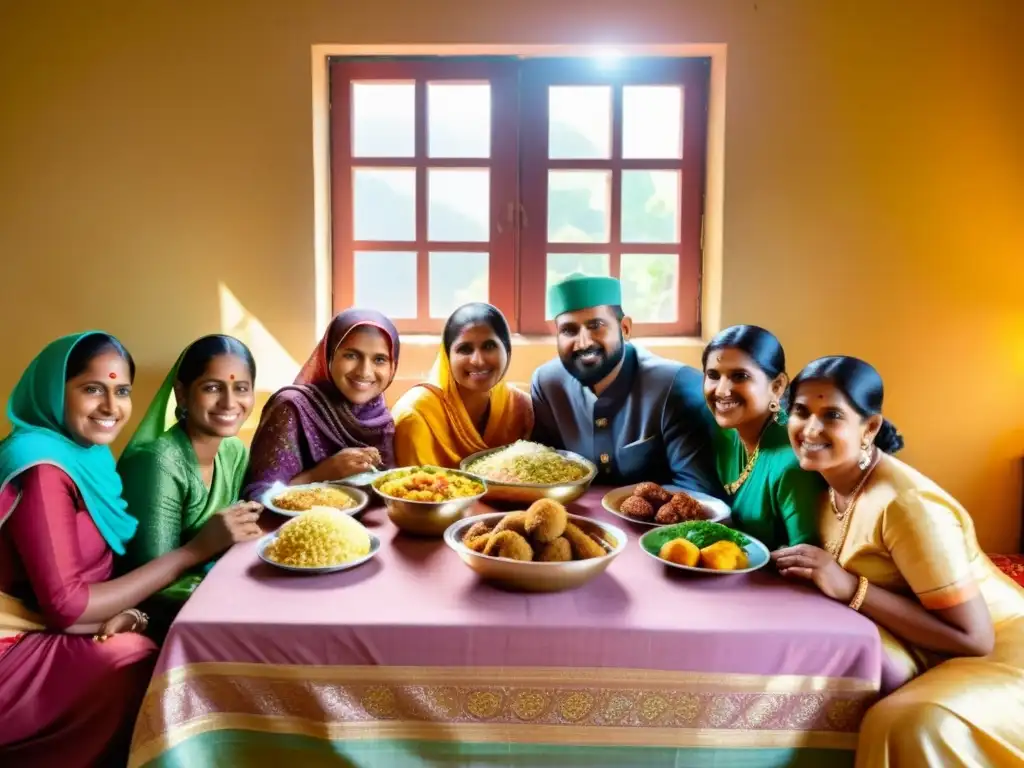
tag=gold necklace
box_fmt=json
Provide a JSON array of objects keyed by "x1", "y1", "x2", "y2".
[
  {"x1": 824, "y1": 451, "x2": 879, "y2": 559},
  {"x1": 724, "y1": 445, "x2": 760, "y2": 494}
]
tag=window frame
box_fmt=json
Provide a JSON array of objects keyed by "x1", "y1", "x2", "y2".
[{"x1": 329, "y1": 55, "x2": 709, "y2": 336}]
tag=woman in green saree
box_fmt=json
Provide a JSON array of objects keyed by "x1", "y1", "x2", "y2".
[{"x1": 117, "y1": 335, "x2": 258, "y2": 630}]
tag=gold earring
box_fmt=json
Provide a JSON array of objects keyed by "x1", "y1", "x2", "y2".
[
  {"x1": 858, "y1": 442, "x2": 872, "y2": 470},
  {"x1": 768, "y1": 400, "x2": 781, "y2": 423}
]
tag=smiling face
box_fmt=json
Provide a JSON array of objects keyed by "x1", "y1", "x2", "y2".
[
  {"x1": 703, "y1": 347, "x2": 786, "y2": 430},
  {"x1": 63, "y1": 350, "x2": 133, "y2": 446},
  {"x1": 787, "y1": 379, "x2": 882, "y2": 473},
  {"x1": 176, "y1": 354, "x2": 255, "y2": 438},
  {"x1": 448, "y1": 322, "x2": 508, "y2": 394},
  {"x1": 555, "y1": 306, "x2": 631, "y2": 387},
  {"x1": 329, "y1": 326, "x2": 393, "y2": 404}
]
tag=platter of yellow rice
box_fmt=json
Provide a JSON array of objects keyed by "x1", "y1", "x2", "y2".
[{"x1": 257, "y1": 507, "x2": 381, "y2": 574}]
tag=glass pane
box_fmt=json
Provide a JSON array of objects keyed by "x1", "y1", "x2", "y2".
[
  {"x1": 545, "y1": 253, "x2": 610, "y2": 319},
  {"x1": 621, "y1": 170, "x2": 680, "y2": 244},
  {"x1": 352, "y1": 82, "x2": 415, "y2": 158},
  {"x1": 547, "y1": 170, "x2": 611, "y2": 243},
  {"x1": 428, "y1": 169, "x2": 490, "y2": 242},
  {"x1": 429, "y1": 252, "x2": 489, "y2": 318},
  {"x1": 622, "y1": 86, "x2": 683, "y2": 159},
  {"x1": 354, "y1": 251, "x2": 417, "y2": 319},
  {"x1": 428, "y1": 83, "x2": 491, "y2": 158},
  {"x1": 353, "y1": 168, "x2": 416, "y2": 241},
  {"x1": 548, "y1": 86, "x2": 611, "y2": 159},
  {"x1": 621, "y1": 253, "x2": 679, "y2": 323}
]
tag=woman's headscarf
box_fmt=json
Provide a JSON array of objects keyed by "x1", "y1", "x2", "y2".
[
  {"x1": 392, "y1": 303, "x2": 533, "y2": 467},
  {"x1": 0, "y1": 332, "x2": 137, "y2": 553}
]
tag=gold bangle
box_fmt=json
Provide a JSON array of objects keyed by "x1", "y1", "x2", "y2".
[{"x1": 849, "y1": 576, "x2": 869, "y2": 611}]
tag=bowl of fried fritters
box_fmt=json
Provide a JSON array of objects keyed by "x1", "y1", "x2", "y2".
[{"x1": 443, "y1": 499, "x2": 626, "y2": 593}]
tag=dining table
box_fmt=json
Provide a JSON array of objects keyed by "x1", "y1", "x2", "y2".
[{"x1": 128, "y1": 488, "x2": 883, "y2": 768}]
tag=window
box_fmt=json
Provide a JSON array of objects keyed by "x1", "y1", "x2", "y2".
[{"x1": 330, "y1": 56, "x2": 709, "y2": 335}]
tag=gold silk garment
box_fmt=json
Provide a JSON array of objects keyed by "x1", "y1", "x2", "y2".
[{"x1": 819, "y1": 455, "x2": 1024, "y2": 768}]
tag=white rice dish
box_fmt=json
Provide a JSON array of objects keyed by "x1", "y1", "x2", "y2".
[{"x1": 465, "y1": 441, "x2": 589, "y2": 485}]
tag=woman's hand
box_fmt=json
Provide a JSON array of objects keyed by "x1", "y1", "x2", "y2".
[
  {"x1": 771, "y1": 544, "x2": 859, "y2": 602},
  {"x1": 329, "y1": 447, "x2": 380, "y2": 478},
  {"x1": 185, "y1": 501, "x2": 263, "y2": 562},
  {"x1": 94, "y1": 608, "x2": 148, "y2": 642}
]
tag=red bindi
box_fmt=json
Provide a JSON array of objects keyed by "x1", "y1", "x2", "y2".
[
  {"x1": 108, "y1": 373, "x2": 117, "y2": 380},
  {"x1": 229, "y1": 374, "x2": 235, "y2": 380}
]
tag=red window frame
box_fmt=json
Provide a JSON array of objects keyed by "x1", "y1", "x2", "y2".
[
  {"x1": 330, "y1": 57, "x2": 518, "y2": 334},
  {"x1": 329, "y1": 56, "x2": 709, "y2": 336}
]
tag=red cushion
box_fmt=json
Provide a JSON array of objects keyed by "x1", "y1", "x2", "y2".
[{"x1": 990, "y1": 554, "x2": 1024, "y2": 587}]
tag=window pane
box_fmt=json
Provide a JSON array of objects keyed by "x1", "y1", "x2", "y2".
[
  {"x1": 548, "y1": 86, "x2": 611, "y2": 159},
  {"x1": 354, "y1": 251, "x2": 417, "y2": 319},
  {"x1": 547, "y1": 170, "x2": 611, "y2": 243},
  {"x1": 353, "y1": 168, "x2": 416, "y2": 241},
  {"x1": 621, "y1": 253, "x2": 679, "y2": 323},
  {"x1": 352, "y1": 83, "x2": 415, "y2": 158},
  {"x1": 428, "y1": 169, "x2": 490, "y2": 242},
  {"x1": 621, "y1": 170, "x2": 680, "y2": 244},
  {"x1": 428, "y1": 83, "x2": 491, "y2": 158},
  {"x1": 545, "y1": 253, "x2": 610, "y2": 319},
  {"x1": 622, "y1": 86, "x2": 683, "y2": 159},
  {"x1": 429, "y1": 252, "x2": 489, "y2": 318}
]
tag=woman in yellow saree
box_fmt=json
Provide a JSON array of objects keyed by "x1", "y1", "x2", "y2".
[
  {"x1": 392, "y1": 303, "x2": 533, "y2": 468},
  {"x1": 772, "y1": 356, "x2": 1023, "y2": 768}
]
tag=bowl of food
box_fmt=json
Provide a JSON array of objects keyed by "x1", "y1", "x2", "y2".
[
  {"x1": 639, "y1": 521, "x2": 769, "y2": 575},
  {"x1": 260, "y1": 482, "x2": 370, "y2": 518},
  {"x1": 258, "y1": 507, "x2": 381, "y2": 574},
  {"x1": 460, "y1": 441, "x2": 597, "y2": 505},
  {"x1": 602, "y1": 482, "x2": 730, "y2": 527},
  {"x1": 373, "y1": 466, "x2": 488, "y2": 537},
  {"x1": 443, "y1": 499, "x2": 626, "y2": 593}
]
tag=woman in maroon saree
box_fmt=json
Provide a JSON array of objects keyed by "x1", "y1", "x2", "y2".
[
  {"x1": 0, "y1": 332, "x2": 261, "y2": 767},
  {"x1": 244, "y1": 309, "x2": 401, "y2": 500}
]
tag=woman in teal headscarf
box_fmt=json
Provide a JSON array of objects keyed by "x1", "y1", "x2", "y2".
[
  {"x1": 0, "y1": 332, "x2": 262, "y2": 766},
  {"x1": 118, "y1": 335, "x2": 257, "y2": 617}
]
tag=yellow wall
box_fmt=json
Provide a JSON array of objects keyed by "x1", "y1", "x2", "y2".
[{"x1": 1, "y1": 0, "x2": 1022, "y2": 550}]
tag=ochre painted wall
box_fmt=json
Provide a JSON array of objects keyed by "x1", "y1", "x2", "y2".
[{"x1": 1, "y1": 0, "x2": 1022, "y2": 550}]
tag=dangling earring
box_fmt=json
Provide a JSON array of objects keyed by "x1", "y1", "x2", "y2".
[
  {"x1": 175, "y1": 405, "x2": 188, "y2": 422},
  {"x1": 768, "y1": 400, "x2": 782, "y2": 424},
  {"x1": 858, "y1": 441, "x2": 872, "y2": 470}
]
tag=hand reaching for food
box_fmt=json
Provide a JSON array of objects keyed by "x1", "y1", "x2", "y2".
[{"x1": 330, "y1": 447, "x2": 380, "y2": 478}]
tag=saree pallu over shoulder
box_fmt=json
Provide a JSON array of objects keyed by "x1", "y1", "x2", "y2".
[{"x1": 392, "y1": 347, "x2": 534, "y2": 468}]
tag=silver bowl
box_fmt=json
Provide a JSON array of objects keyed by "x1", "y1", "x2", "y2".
[
  {"x1": 372, "y1": 466, "x2": 488, "y2": 537},
  {"x1": 443, "y1": 511, "x2": 626, "y2": 593},
  {"x1": 459, "y1": 447, "x2": 597, "y2": 505}
]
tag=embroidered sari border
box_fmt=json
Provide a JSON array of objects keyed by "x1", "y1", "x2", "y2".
[{"x1": 130, "y1": 714, "x2": 860, "y2": 768}]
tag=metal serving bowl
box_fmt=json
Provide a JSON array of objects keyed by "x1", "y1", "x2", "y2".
[
  {"x1": 372, "y1": 466, "x2": 488, "y2": 537},
  {"x1": 443, "y1": 511, "x2": 626, "y2": 593},
  {"x1": 459, "y1": 447, "x2": 598, "y2": 505}
]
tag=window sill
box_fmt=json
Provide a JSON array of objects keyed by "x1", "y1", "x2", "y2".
[{"x1": 399, "y1": 333, "x2": 707, "y2": 348}]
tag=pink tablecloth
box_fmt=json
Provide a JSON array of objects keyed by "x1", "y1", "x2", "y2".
[{"x1": 129, "y1": 490, "x2": 882, "y2": 767}]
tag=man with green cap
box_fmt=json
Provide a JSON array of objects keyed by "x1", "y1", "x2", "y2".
[{"x1": 530, "y1": 273, "x2": 721, "y2": 495}]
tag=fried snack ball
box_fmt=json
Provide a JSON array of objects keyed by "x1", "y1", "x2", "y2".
[
  {"x1": 563, "y1": 522, "x2": 606, "y2": 560},
  {"x1": 669, "y1": 493, "x2": 704, "y2": 521},
  {"x1": 658, "y1": 537, "x2": 700, "y2": 567},
  {"x1": 634, "y1": 482, "x2": 672, "y2": 505},
  {"x1": 483, "y1": 530, "x2": 534, "y2": 561},
  {"x1": 524, "y1": 499, "x2": 568, "y2": 542},
  {"x1": 654, "y1": 503, "x2": 683, "y2": 525},
  {"x1": 492, "y1": 511, "x2": 529, "y2": 536},
  {"x1": 619, "y1": 495, "x2": 655, "y2": 521},
  {"x1": 463, "y1": 521, "x2": 493, "y2": 542},
  {"x1": 700, "y1": 540, "x2": 748, "y2": 571},
  {"x1": 537, "y1": 536, "x2": 572, "y2": 562},
  {"x1": 465, "y1": 534, "x2": 491, "y2": 553}
]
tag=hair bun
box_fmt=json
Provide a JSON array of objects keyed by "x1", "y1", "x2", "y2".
[{"x1": 874, "y1": 419, "x2": 904, "y2": 454}]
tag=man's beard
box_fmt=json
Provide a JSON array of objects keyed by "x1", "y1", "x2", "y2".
[{"x1": 560, "y1": 336, "x2": 625, "y2": 387}]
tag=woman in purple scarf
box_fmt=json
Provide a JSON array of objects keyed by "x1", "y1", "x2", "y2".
[{"x1": 243, "y1": 309, "x2": 400, "y2": 500}]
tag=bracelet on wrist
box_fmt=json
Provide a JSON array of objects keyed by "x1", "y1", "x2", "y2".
[{"x1": 849, "y1": 576, "x2": 869, "y2": 612}]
